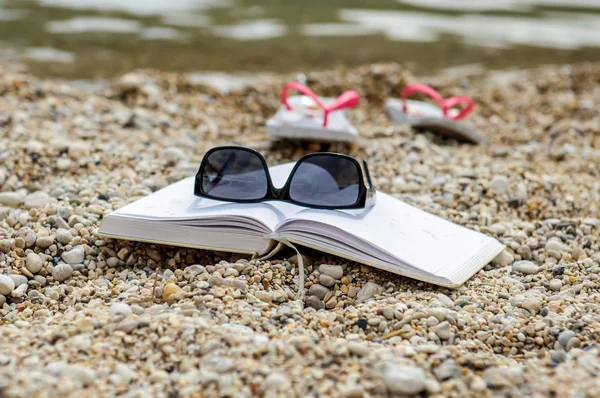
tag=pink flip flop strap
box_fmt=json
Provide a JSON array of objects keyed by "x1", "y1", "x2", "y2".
[
  {"x1": 401, "y1": 83, "x2": 474, "y2": 120},
  {"x1": 281, "y1": 82, "x2": 360, "y2": 127}
]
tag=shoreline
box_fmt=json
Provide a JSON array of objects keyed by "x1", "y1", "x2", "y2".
[{"x1": 0, "y1": 61, "x2": 599, "y2": 396}]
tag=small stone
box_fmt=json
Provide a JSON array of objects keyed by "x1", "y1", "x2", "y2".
[
  {"x1": 319, "y1": 274, "x2": 336, "y2": 287},
  {"x1": 492, "y1": 250, "x2": 515, "y2": 266},
  {"x1": 512, "y1": 260, "x2": 539, "y2": 275},
  {"x1": 383, "y1": 365, "x2": 426, "y2": 395},
  {"x1": 546, "y1": 239, "x2": 568, "y2": 253},
  {"x1": 62, "y1": 245, "x2": 84, "y2": 264},
  {"x1": 356, "y1": 282, "x2": 383, "y2": 302},
  {"x1": 549, "y1": 279, "x2": 562, "y2": 291},
  {"x1": 308, "y1": 284, "x2": 330, "y2": 300},
  {"x1": 347, "y1": 342, "x2": 369, "y2": 357},
  {"x1": 161, "y1": 147, "x2": 187, "y2": 163},
  {"x1": 110, "y1": 302, "x2": 132, "y2": 317},
  {"x1": 263, "y1": 373, "x2": 290, "y2": 393},
  {"x1": 52, "y1": 263, "x2": 73, "y2": 282},
  {"x1": 356, "y1": 318, "x2": 368, "y2": 330},
  {"x1": 489, "y1": 175, "x2": 508, "y2": 195},
  {"x1": 325, "y1": 296, "x2": 337, "y2": 309},
  {"x1": 256, "y1": 291, "x2": 272, "y2": 303},
  {"x1": 434, "y1": 359, "x2": 460, "y2": 381},
  {"x1": 558, "y1": 330, "x2": 576, "y2": 347},
  {"x1": 0, "y1": 275, "x2": 15, "y2": 295},
  {"x1": 26, "y1": 252, "x2": 44, "y2": 274},
  {"x1": 75, "y1": 318, "x2": 94, "y2": 333},
  {"x1": 319, "y1": 264, "x2": 344, "y2": 279},
  {"x1": 9, "y1": 274, "x2": 27, "y2": 287},
  {"x1": 437, "y1": 293, "x2": 454, "y2": 308},
  {"x1": 162, "y1": 283, "x2": 184, "y2": 300},
  {"x1": 56, "y1": 228, "x2": 72, "y2": 245},
  {"x1": 35, "y1": 236, "x2": 54, "y2": 249},
  {"x1": 483, "y1": 366, "x2": 524, "y2": 388},
  {"x1": 0, "y1": 191, "x2": 25, "y2": 207},
  {"x1": 551, "y1": 349, "x2": 567, "y2": 363},
  {"x1": 24, "y1": 191, "x2": 51, "y2": 209},
  {"x1": 431, "y1": 321, "x2": 452, "y2": 340},
  {"x1": 305, "y1": 295, "x2": 324, "y2": 310}
]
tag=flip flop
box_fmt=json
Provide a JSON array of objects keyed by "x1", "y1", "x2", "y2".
[
  {"x1": 385, "y1": 83, "x2": 485, "y2": 144},
  {"x1": 266, "y1": 82, "x2": 360, "y2": 143}
]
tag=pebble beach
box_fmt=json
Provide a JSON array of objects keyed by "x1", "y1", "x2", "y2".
[{"x1": 0, "y1": 61, "x2": 599, "y2": 397}]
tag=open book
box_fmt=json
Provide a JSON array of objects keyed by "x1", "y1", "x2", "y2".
[{"x1": 99, "y1": 163, "x2": 504, "y2": 288}]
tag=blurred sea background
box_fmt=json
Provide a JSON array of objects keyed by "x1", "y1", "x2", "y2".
[{"x1": 1, "y1": 0, "x2": 600, "y2": 86}]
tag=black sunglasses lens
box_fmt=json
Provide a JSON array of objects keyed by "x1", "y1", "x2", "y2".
[
  {"x1": 289, "y1": 155, "x2": 360, "y2": 207},
  {"x1": 201, "y1": 149, "x2": 268, "y2": 200}
]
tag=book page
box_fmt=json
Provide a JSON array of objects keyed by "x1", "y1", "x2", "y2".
[
  {"x1": 110, "y1": 174, "x2": 303, "y2": 232},
  {"x1": 275, "y1": 192, "x2": 502, "y2": 278}
]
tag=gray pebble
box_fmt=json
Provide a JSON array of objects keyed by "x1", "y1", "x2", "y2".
[
  {"x1": 356, "y1": 282, "x2": 382, "y2": 302},
  {"x1": 551, "y1": 350, "x2": 567, "y2": 363},
  {"x1": 305, "y1": 295, "x2": 324, "y2": 310},
  {"x1": 318, "y1": 264, "x2": 344, "y2": 279},
  {"x1": 512, "y1": 260, "x2": 539, "y2": 275},
  {"x1": 558, "y1": 330, "x2": 576, "y2": 347},
  {"x1": 319, "y1": 274, "x2": 336, "y2": 287},
  {"x1": 489, "y1": 175, "x2": 508, "y2": 195},
  {"x1": 52, "y1": 263, "x2": 73, "y2": 282},
  {"x1": 308, "y1": 284, "x2": 330, "y2": 300}
]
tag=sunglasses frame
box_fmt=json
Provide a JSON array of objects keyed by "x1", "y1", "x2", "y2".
[{"x1": 194, "y1": 146, "x2": 376, "y2": 210}]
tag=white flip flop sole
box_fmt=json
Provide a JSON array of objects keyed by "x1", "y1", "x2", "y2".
[
  {"x1": 385, "y1": 98, "x2": 485, "y2": 144},
  {"x1": 267, "y1": 95, "x2": 358, "y2": 143}
]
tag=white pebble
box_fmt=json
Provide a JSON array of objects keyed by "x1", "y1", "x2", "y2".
[
  {"x1": 0, "y1": 275, "x2": 15, "y2": 295},
  {"x1": 26, "y1": 252, "x2": 44, "y2": 274}
]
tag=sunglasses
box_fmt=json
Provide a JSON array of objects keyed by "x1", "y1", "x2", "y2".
[{"x1": 194, "y1": 146, "x2": 376, "y2": 209}]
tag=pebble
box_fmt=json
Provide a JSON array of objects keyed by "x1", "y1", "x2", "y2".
[
  {"x1": 558, "y1": 330, "x2": 576, "y2": 347},
  {"x1": 489, "y1": 175, "x2": 509, "y2": 195},
  {"x1": 0, "y1": 275, "x2": 15, "y2": 295},
  {"x1": 24, "y1": 191, "x2": 51, "y2": 209},
  {"x1": 61, "y1": 245, "x2": 85, "y2": 264},
  {"x1": 434, "y1": 359, "x2": 461, "y2": 381},
  {"x1": 383, "y1": 364, "x2": 426, "y2": 395},
  {"x1": 110, "y1": 302, "x2": 132, "y2": 317},
  {"x1": 483, "y1": 366, "x2": 524, "y2": 388},
  {"x1": 549, "y1": 279, "x2": 562, "y2": 291},
  {"x1": 512, "y1": 260, "x2": 539, "y2": 274},
  {"x1": 52, "y1": 263, "x2": 73, "y2": 282},
  {"x1": 0, "y1": 191, "x2": 25, "y2": 207},
  {"x1": 492, "y1": 249, "x2": 515, "y2": 266},
  {"x1": 9, "y1": 274, "x2": 27, "y2": 287},
  {"x1": 162, "y1": 283, "x2": 184, "y2": 300},
  {"x1": 75, "y1": 318, "x2": 95, "y2": 333},
  {"x1": 308, "y1": 284, "x2": 329, "y2": 300},
  {"x1": 356, "y1": 282, "x2": 382, "y2": 302},
  {"x1": 26, "y1": 252, "x2": 44, "y2": 274},
  {"x1": 551, "y1": 350, "x2": 567, "y2": 363},
  {"x1": 56, "y1": 228, "x2": 73, "y2": 245},
  {"x1": 319, "y1": 264, "x2": 344, "y2": 279},
  {"x1": 319, "y1": 274, "x2": 336, "y2": 287},
  {"x1": 305, "y1": 295, "x2": 324, "y2": 310},
  {"x1": 255, "y1": 291, "x2": 273, "y2": 303}
]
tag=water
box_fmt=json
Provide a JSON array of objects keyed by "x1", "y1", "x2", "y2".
[{"x1": 1, "y1": 0, "x2": 600, "y2": 79}]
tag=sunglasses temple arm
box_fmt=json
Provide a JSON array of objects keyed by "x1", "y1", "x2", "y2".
[{"x1": 362, "y1": 160, "x2": 377, "y2": 207}]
